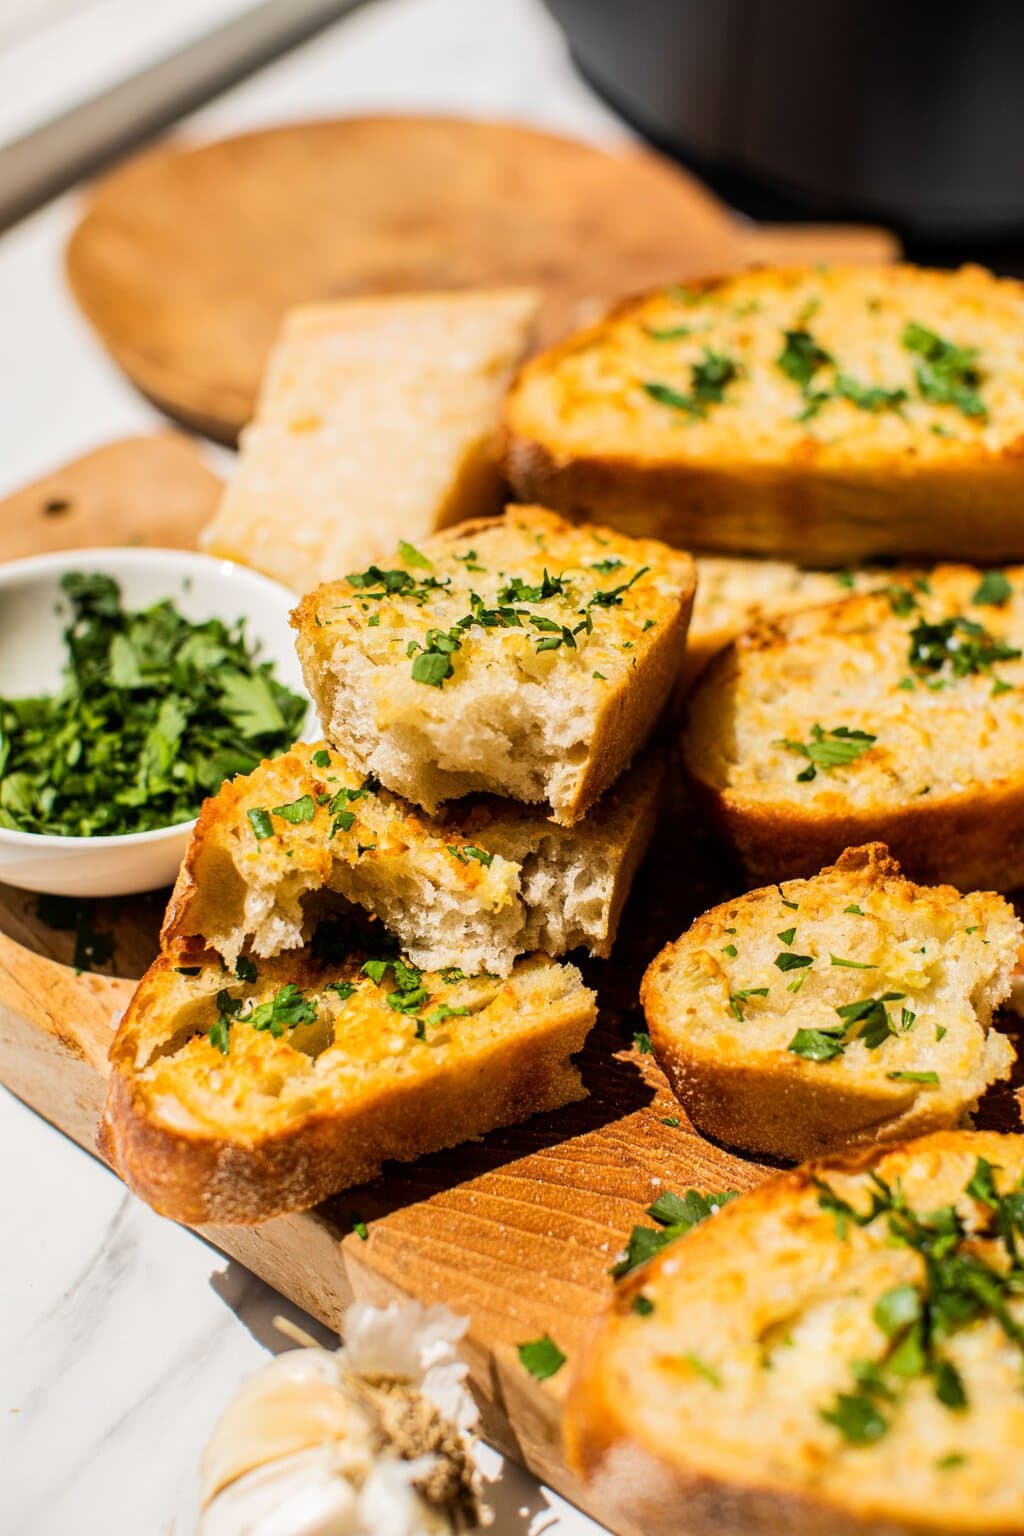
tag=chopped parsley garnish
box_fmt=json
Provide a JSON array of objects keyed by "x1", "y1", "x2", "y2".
[
  {"x1": 777, "y1": 723, "x2": 877, "y2": 782},
  {"x1": 834, "y1": 374, "x2": 908, "y2": 414},
  {"x1": 498, "y1": 570, "x2": 565, "y2": 605},
  {"x1": 902, "y1": 321, "x2": 987, "y2": 419},
  {"x1": 844, "y1": 904, "x2": 865, "y2": 916},
  {"x1": 814, "y1": 1158, "x2": 1024, "y2": 1444},
  {"x1": 325, "y1": 980, "x2": 356, "y2": 1001},
  {"x1": 517, "y1": 1335, "x2": 566, "y2": 1380},
  {"x1": 633, "y1": 1030, "x2": 654, "y2": 1055},
  {"x1": 423, "y1": 1002, "x2": 470, "y2": 1027},
  {"x1": 410, "y1": 627, "x2": 462, "y2": 687},
  {"x1": 643, "y1": 349, "x2": 739, "y2": 419},
  {"x1": 312, "y1": 748, "x2": 331, "y2": 768},
  {"x1": 248, "y1": 983, "x2": 317, "y2": 1036},
  {"x1": 350, "y1": 1212, "x2": 369, "y2": 1241},
  {"x1": 887, "y1": 1069, "x2": 939, "y2": 1085},
  {"x1": 830, "y1": 954, "x2": 875, "y2": 969},
  {"x1": 235, "y1": 956, "x2": 258, "y2": 983},
  {"x1": 272, "y1": 794, "x2": 315, "y2": 824},
  {"x1": 775, "y1": 951, "x2": 813, "y2": 972},
  {"x1": 398, "y1": 540, "x2": 432, "y2": 570},
  {"x1": 681, "y1": 1352, "x2": 722, "y2": 1388},
  {"x1": 788, "y1": 992, "x2": 906, "y2": 1061},
  {"x1": 907, "y1": 616, "x2": 1021, "y2": 679},
  {"x1": 777, "y1": 927, "x2": 797, "y2": 946},
  {"x1": 973, "y1": 570, "x2": 1012, "y2": 607},
  {"x1": 729, "y1": 987, "x2": 769, "y2": 1020},
  {"x1": 448, "y1": 843, "x2": 494, "y2": 868},
  {"x1": 632, "y1": 1294, "x2": 655, "y2": 1316},
  {"x1": 777, "y1": 328, "x2": 832, "y2": 391},
  {"x1": 612, "y1": 1189, "x2": 739, "y2": 1279},
  {"x1": 247, "y1": 807, "x2": 273, "y2": 841},
  {"x1": 0, "y1": 572, "x2": 307, "y2": 837},
  {"x1": 590, "y1": 557, "x2": 625, "y2": 575}
]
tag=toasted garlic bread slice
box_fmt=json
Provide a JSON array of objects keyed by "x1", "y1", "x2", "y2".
[
  {"x1": 683, "y1": 564, "x2": 1024, "y2": 890},
  {"x1": 683, "y1": 556, "x2": 897, "y2": 691},
  {"x1": 162, "y1": 741, "x2": 662, "y2": 976},
  {"x1": 100, "y1": 944, "x2": 594, "y2": 1225},
  {"x1": 504, "y1": 263, "x2": 1024, "y2": 564},
  {"x1": 201, "y1": 288, "x2": 539, "y2": 592},
  {"x1": 642, "y1": 845, "x2": 1019, "y2": 1163},
  {"x1": 292, "y1": 506, "x2": 694, "y2": 825},
  {"x1": 566, "y1": 1130, "x2": 1024, "y2": 1536}
]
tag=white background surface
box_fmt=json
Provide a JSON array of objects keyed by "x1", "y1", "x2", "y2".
[{"x1": 0, "y1": 1, "x2": 634, "y2": 1531}]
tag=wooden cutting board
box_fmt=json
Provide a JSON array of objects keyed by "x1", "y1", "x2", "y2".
[
  {"x1": 65, "y1": 115, "x2": 898, "y2": 445},
  {"x1": 10, "y1": 437, "x2": 1017, "y2": 1533},
  {"x1": 0, "y1": 433, "x2": 766, "y2": 1529}
]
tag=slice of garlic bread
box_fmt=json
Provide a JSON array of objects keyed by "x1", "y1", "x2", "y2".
[
  {"x1": 504, "y1": 263, "x2": 1024, "y2": 564},
  {"x1": 683, "y1": 556, "x2": 896, "y2": 691},
  {"x1": 566, "y1": 1130, "x2": 1024, "y2": 1536},
  {"x1": 642, "y1": 845, "x2": 1019, "y2": 1163},
  {"x1": 100, "y1": 943, "x2": 594, "y2": 1225},
  {"x1": 292, "y1": 506, "x2": 695, "y2": 825},
  {"x1": 682, "y1": 564, "x2": 1024, "y2": 890},
  {"x1": 162, "y1": 741, "x2": 662, "y2": 975},
  {"x1": 201, "y1": 288, "x2": 539, "y2": 592}
]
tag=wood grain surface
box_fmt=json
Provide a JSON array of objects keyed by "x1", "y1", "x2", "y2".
[
  {"x1": 65, "y1": 115, "x2": 898, "y2": 444},
  {"x1": 0, "y1": 433, "x2": 221, "y2": 563}
]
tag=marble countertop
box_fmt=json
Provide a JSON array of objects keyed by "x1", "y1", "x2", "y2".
[{"x1": 0, "y1": 1, "x2": 632, "y2": 1531}]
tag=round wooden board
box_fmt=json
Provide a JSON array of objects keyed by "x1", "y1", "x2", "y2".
[{"x1": 65, "y1": 115, "x2": 743, "y2": 444}]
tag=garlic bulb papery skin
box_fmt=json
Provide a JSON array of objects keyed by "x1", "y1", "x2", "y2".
[{"x1": 197, "y1": 1302, "x2": 487, "y2": 1536}]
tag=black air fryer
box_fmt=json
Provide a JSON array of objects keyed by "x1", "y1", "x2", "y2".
[{"x1": 543, "y1": 0, "x2": 1024, "y2": 243}]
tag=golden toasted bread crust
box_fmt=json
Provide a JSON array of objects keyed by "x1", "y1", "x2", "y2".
[
  {"x1": 682, "y1": 566, "x2": 1024, "y2": 889},
  {"x1": 101, "y1": 948, "x2": 594, "y2": 1225},
  {"x1": 566, "y1": 1131, "x2": 1024, "y2": 1536},
  {"x1": 641, "y1": 845, "x2": 1019, "y2": 1161},
  {"x1": 504, "y1": 265, "x2": 1024, "y2": 564}
]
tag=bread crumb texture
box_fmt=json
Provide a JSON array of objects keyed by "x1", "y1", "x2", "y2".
[
  {"x1": 162, "y1": 740, "x2": 661, "y2": 975},
  {"x1": 642, "y1": 844, "x2": 1019, "y2": 1160},
  {"x1": 293, "y1": 505, "x2": 694, "y2": 821},
  {"x1": 567, "y1": 1131, "x2": 1024, "y2": 1536}
]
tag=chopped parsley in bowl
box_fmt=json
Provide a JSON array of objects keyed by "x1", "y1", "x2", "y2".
[{"x1": 0, "y1": 548, "x2": 309, "y2": 896}]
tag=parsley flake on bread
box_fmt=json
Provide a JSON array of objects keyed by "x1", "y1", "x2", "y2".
[
  {"x1": 682, "y1": 564, "x2": 1024, "y2": 889},
  {"x1": 292, "y1": 507, "x2": 695, "y2": 825},
  {"x1": 504, "y1": 263, "x2": 1024, "y2": 563},
  {"x1": 100, "y1": 943, "x2": 595, "y2": 1225},
  {"x1": 162, "y1": 740, "x2": 662, "y2": 976},
  {"x1": 565, "y1": 1130, "x2": 1024, "y2": 1536},
  {"x1": 641, "y1": 845, "x2": 1020, "y2": 1162}
]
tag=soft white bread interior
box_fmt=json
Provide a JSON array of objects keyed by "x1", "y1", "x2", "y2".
[
  {"x1": 100, "y1": 942, "x2": 595, "y2": 1225},
  {"x1": 201, "y1": 288, "x2": 539, "y2": 591},
  {"x1": 292, "y1": 505, "x2": 695, "y2": 825},
  {"x1": 504, "y1": 263, "x2": 1024, "y2": 564},
  {"x1": 566, "y1": 1130, "x2": 1024, "y2": 1536},
  {"x1": 642, "y1": 844, "x2": 1020, "y2": 1163},
  {"x1": 162, "y1": 741, "x2": 663, "y2": 976},
  {"x1": 683, "y1": 563, "x2": 1024, "y2": 890}
]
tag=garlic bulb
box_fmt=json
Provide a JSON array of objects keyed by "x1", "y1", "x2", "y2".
[{"x1": 198, "y1": 1302, "x2": 489, "y2": 1536}]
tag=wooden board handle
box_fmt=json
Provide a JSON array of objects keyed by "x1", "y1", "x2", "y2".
[{"x1": 736, "y1": 223, "x2": 901, "y2": 268}]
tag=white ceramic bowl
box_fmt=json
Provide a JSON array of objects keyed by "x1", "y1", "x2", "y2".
[{"x1": 0, "y1": 548, "x2": 310, "y2": 897}]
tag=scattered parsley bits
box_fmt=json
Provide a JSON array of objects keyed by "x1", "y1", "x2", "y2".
[
  {"x1": 350, "y1": 1213, "x2": 369, "y2": 1241},
  {"x1": 788, "y1": 992, "x2": 906, "y2": 1062},
  {"x1": 775, "y1": 951, "x2": 813, "y2": 972},
  {"x1": 632, "y1": 1294, "x2": 655, "y2": 1317},
  {"x1": 612, "y1": 1189, "x2": 739, "y2": 1278},
  {"x1": 972, "y1": 570, "x2": 1012, "y2": 607},
  {"x1": 778, "y1": 723, "x2": 877, "y2": 782},
  {"x1": 777, "y1": 927, "x2": 797, "y2": 945},
  {"x1": 660, "y1": 1116, "x2": 680, "y2": 1128},
  {"x1": 887, "y1": 1069, "x2": 939, "y2": 1085},
  {"x1": 729, "y1": 987, "x2": 769, "y2": 1020},
  {"x1": 0, "y1": 572, "x2": 307, "y2": 837},
  {"x1": 907, "y1": 615, "x2": 1021, "y2": 679},
  {"x1": 517, "y1": 1335, "x2": 566, "y2": 1380},
  {"x1": 235, "y1": 956, "x2": 258, "y2": 983},
  {"x1": 830, "y1": 954, "x2": 875, "y2": 969},
  {"x1": 633, "y1": 1030, "x2": 654, "y2": 1055},
  {"x1": 272, "y1": 794, "x2": 315, "y2": 824},
  {"x1": 844, "y1": 905, "x2": 865, "y2": 916},
  {"x1": 902, "y1": 321, "x2": 987, "y2": 419},
  {"x1": 777, "y1": 327, "x2": 832, "y2": 391},
  {"x1": 721, "y1": 943, "x2": 738, "y2": 958},
  {"x1": 814, "y1": 1157, "x2": 1024, "y2": 1443},
  {"x1": 248, "y1": 807, "x2": 273, "y2": 840},
  {"x1": 643, "y1": 349, "x2": 739, "y2": 419},
  {"x1": 398, "y1": 540, "x2": 432, "y2": 570},
  {"x1": 312, "y1": 748, "x2": 331, "y2": 768},
  {"x1": 681, "y1": 1352, "x2": 722, "y2": 1388}
]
